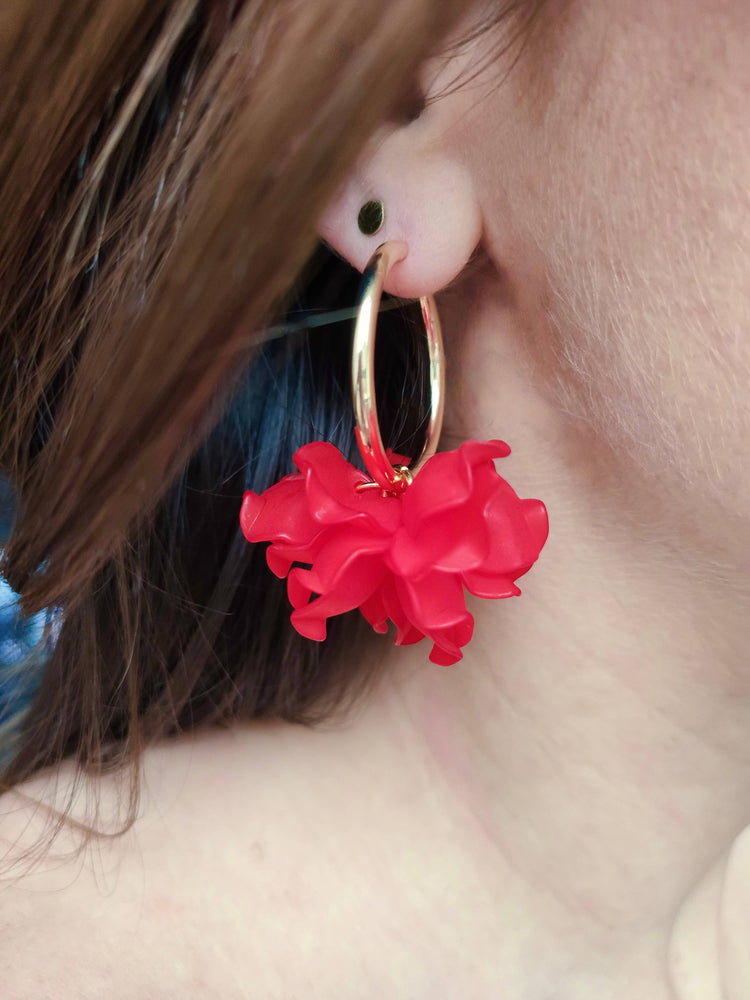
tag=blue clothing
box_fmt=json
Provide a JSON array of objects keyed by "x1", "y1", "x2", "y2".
[{"x1": 0, "y1": 474, "x2": 61, "y2": 765}]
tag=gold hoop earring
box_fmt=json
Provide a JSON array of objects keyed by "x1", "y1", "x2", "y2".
[
  {"x1": 240, "y1": 236, "x2": 549, "y2": 665},
  {"x1": 352, "y1": 241, "x2": 444, "y2": 493}
]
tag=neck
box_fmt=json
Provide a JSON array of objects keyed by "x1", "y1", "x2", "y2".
[{"x1": 356, "y1": 266, "x2": 750, "y2": 966}]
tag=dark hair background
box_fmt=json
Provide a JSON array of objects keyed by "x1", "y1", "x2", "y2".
[
  {"x1": 0, "y1": 0, "x2": 547, "y2": 823},
  {"x1": 3, "y1": 240, "x2": 432, "y2": 788}
]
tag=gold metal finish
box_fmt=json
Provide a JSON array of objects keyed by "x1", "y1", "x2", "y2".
[{"x1": 352, "y1": 241, "x2": 445, "y2": 492}]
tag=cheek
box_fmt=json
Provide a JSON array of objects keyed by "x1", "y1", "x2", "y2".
[{"x1": 476, "y1": 0, "x2": 750, "y2": 556}]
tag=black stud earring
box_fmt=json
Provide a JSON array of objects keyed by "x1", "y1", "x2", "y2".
[{"x1": 357, "y1": 199, "x2": 385, "y2": 237}]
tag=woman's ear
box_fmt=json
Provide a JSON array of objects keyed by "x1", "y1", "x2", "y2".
[{"x1": 318, "y1": 116, "x2": 482, "y2": 299}]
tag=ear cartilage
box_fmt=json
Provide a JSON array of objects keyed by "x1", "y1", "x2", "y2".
[{"x1": 358, "y1": 200, "x2": 385, "y2": 236}]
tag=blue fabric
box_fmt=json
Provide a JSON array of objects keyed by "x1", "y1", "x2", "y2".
[{"x1": 0, "y1": 474, "x2": 61, "y2": 766}]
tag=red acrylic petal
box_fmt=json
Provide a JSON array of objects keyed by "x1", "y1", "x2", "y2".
[
  {"x1": 380, "y1": 572, "x2": 425, "y2": 646},
  {"x1": 394, "y1": 571, "x2": 474, "y2": 664},
  {"x1": 295, "y1": 443, "x2": 368, "y2": 521},
  {"x1": 291, "y1": 552, "x2": 387, "y2": 640},
  {"x1": 239, "y1": 438, "x2": 547, "y2": 665},
  {"x1": 359, "y1": 590, "x2": 390, "y2": 634},
  {"x1": 359, "y1": 572, "x2": 422, "y2": 644},
  {"x1": 469, "y1": 492, "x2": 549, "y2": 585},
  {"x1": 401, "y1": 440, "x2": 510, "y2": 535},
  {"x1": 461, "y1": 570, "x2": 522, "y2": 600},
  {"x1": 287, "y1": 567, "x2": 322, "y2": 609},
  {"x1": 241, "y1": 478, "x2": 317, "y2": 548}
]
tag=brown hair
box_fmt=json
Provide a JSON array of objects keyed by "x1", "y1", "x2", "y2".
[{"x1": 0, "y1": 0, "x2": 542, "y2": 814}]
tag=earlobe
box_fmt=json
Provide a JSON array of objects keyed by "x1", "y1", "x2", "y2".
[{"x1": 318, "y1": 131, "x2": 482, "y2": 300}]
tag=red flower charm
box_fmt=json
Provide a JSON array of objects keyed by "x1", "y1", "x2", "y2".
[{"x1": 240, "y1": 440, "x2": 548, "y2": 665}]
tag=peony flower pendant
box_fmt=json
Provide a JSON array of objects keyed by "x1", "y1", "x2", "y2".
[
  {"x1": 240, "y1": 439, "x2": 548, "y2": 665},
  {"x1": 239, "y1": 241, "x2": 548, "y2": 664}
]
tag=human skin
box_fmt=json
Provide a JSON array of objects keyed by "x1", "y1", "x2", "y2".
[
  {"x1": 319, "y1": 0, "x2": 750, "y2": 994},
  {"x1": 2, "y1": 1, "x2": 750, "y2": 997}
]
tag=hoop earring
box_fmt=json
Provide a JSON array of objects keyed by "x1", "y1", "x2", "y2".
[
  {"x1": 352, "y1": 240, "x2": 443, "y2": 493},
  {"x1": 240, "y1": 241, "x2": 549, "y2": 666}
]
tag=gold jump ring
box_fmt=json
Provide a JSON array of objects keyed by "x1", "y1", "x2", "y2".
[{"x1": 352, "y1": 241, "x2": 445, "y2": 492}]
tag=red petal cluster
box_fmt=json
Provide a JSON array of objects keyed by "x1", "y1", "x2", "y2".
[{"x1": 240, "y1": 440, "x2": 548, "y2": 665}]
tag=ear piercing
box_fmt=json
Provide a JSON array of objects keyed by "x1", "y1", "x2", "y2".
[{"x1": 357, "y1": 199, "x2": 385, "y2": 237}]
